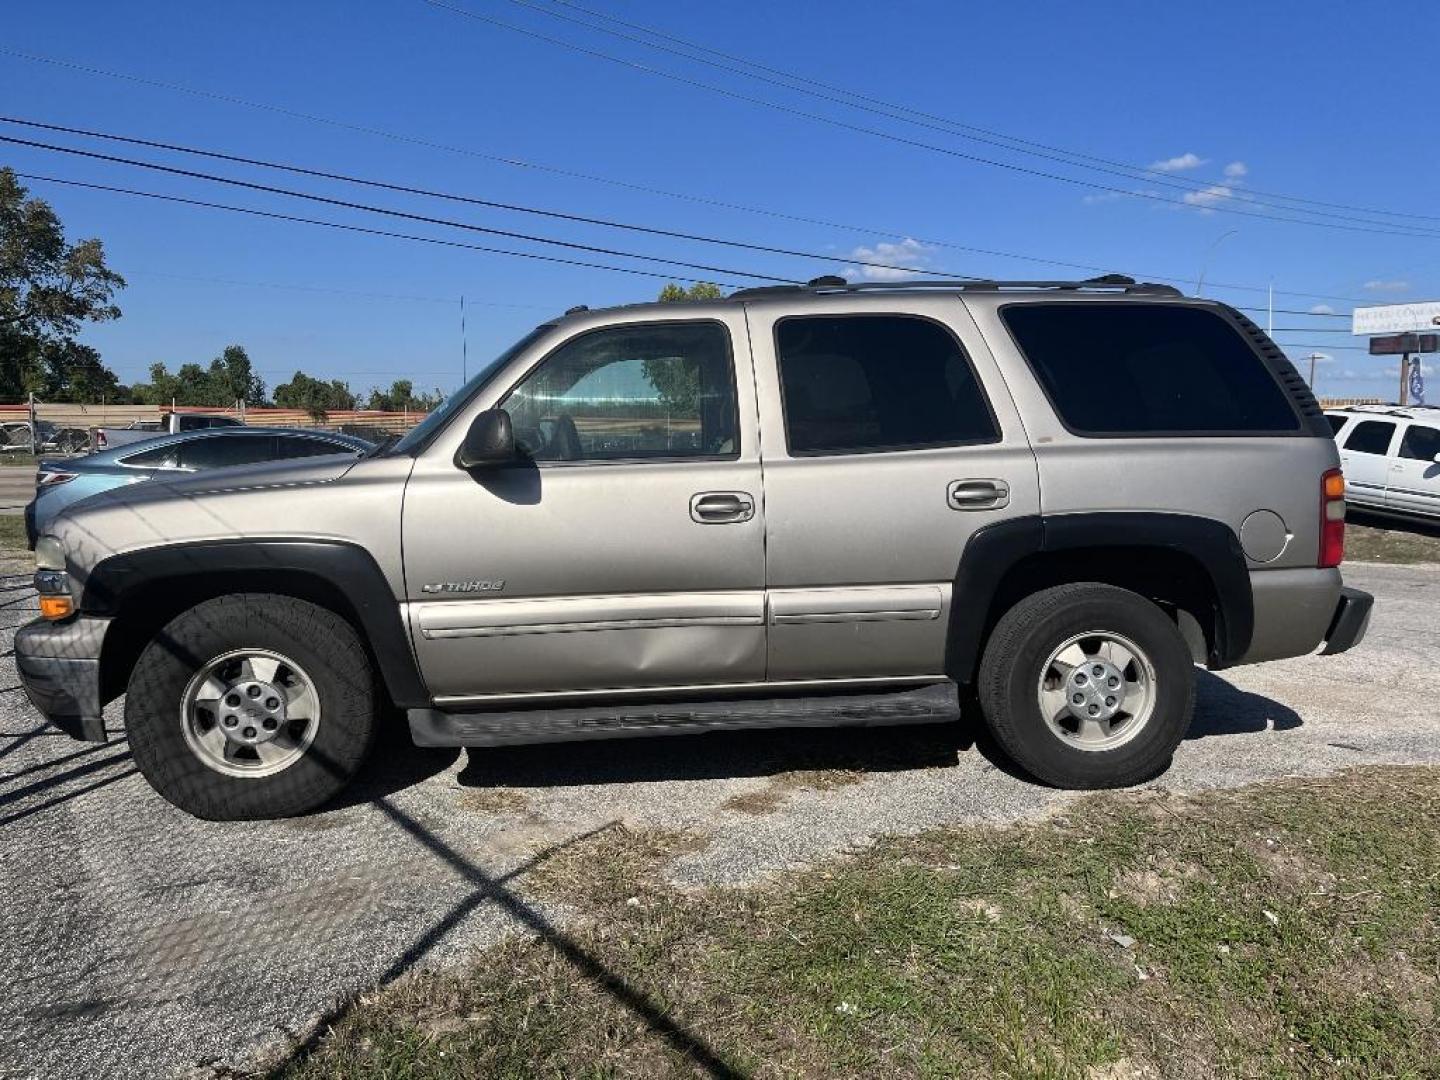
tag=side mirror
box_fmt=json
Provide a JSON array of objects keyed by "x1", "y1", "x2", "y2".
[{"x1": 456, "y1": 409, "x2": 517, "y2": 469}]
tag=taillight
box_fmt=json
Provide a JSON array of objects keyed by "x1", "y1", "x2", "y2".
[
  {"x1": 1320, "y1": 468, "x2": 1345, "y2": 568},
  {"x1": 36, "y1": 471, "x2": 78, "y2": 488}
]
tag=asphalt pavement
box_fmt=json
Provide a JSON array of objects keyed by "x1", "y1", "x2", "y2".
[
  {"x1": 2, "y1": 559, "x2": 1437, "y2": 1079},
  {"x1": 0, "y1": 467, "x2": 34, "y2": 516}
]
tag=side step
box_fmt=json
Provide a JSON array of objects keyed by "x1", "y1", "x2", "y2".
[{"x1": 408, "y1": 681, "x2": 960, "y2": 748}]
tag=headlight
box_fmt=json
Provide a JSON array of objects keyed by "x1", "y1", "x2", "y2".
[
  {"x1": 33, "y1": 536, "x2": 74, "y2": 620},
  {"x1": 35, "y1": 535, "x2": 65, "y2": 571}
]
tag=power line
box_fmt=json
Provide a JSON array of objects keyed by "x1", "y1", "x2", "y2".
[
  {"x1": 0, "y1": 122, "x2": 1372, "y2": 322},
  {"x1": 418, "y1": 0, "x2": 1440, "y2": 242},
  {"x1": 0, "y1": 133, "x2": 807, "y2": 283},
  {"x1": 512, "y1": 0, "x2": 1439, "y2": 226},
  {"x1": 0, "y1": 116, "x2": 990, "y2": 283},
  {"x1": 125, "y1": 269, "x2": 549, "y2": 308},
  {"x1": 15, "y1": 171, "x2": 750, "y2": 287},
  {"x1": 0, "y1": 45, "x2": 1375, "y2": 305}
]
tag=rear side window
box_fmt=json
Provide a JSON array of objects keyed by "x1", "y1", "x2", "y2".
[
  {"x1": 1344, "y1": 421, "x2": 1396, "y2": 456},
  {"x1": 1326, "y1": 414, "x2": 1348, "y2": 436},
  {"x1": 1399, "y1": 424, "x2": 1440, "y2": 462},
  {"x1": 1001, "y1": 304, "x2": 1300, "y2": 435},
  {"x1": 275, "y1": 435, "x2": 355, "y2": 458},
  {"x1": 775, "y1": 314, "x2": 998, "y2": 455},
  {"x1": 120, "y1": 445, "x2": 180, "y2": 468},
  {"x1": 177, "y1": 434, "x2": 277, "y2": 470}
]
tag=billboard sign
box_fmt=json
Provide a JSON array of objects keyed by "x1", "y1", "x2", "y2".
[
  {"x1": 1369, "y1": 333, "x2": 1439, "y2": 355},
  {"x1": 1352, "y1": 301, "x2": 1440, "y2": 336}
]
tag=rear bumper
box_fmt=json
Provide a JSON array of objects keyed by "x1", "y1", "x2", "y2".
[
  {"x1": 1320, "y1": 586, "x2": 1373, "y2": 655},
  {"x1": 1238, "y1": 568, "x2": 1371, "y2": 664},
  {"x1": 14, "y1": 615, "x2": 112, "y2": 743}
]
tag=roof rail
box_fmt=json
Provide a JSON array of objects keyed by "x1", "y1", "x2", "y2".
[{"x1": 729, "y1": 273, "x2": 1183, "y2": 300}]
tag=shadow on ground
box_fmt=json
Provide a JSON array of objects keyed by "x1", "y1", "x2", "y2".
[
  {"x1": 437, "y1": 670, "x2": 1300, "y2": 792},
  {"x1": 1348, "y1": 509, "x2": 1440, "y2": 539}
]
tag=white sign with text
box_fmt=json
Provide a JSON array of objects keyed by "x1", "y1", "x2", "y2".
[{"x1": 1352, "y1": 301, "x2": 1440, "y2": 336}]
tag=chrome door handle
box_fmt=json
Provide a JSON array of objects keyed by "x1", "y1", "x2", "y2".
[
  {"x1": 690, "y1": 491, "x2": 755, "y2": 523},
  {"x1": 947, "y1": 478, "x2": 1010, "y2": 511}
]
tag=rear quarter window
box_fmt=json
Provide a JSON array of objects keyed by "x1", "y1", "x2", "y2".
[{"x1": 1001, "y1": 303, "x2": 1302, "y2": 436}]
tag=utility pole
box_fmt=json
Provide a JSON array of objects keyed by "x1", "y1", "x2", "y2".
[
  {"x1": 1399, "y1": 350, "x2": 1411, "y2": 406},
  {"x1": 460, "y1": 294, "x2": 468, "y2": 384}
]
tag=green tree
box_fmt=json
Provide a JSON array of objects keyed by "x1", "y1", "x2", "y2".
[
  {"x1": 207, "y1": 344, "x2": 266, "y2": 406},
  {"x1": 365, "y1": 379, "x2": 441, "y2": 412},
  {"x1": 0, "y1": 167, "x2": 126, "y2": 400},
  {"x1": 130, "y1": 345, "x2": 269, "y2": 407},
  {"x1": 657, "y1": 282, "x2": 723, "y2": 302},
  {"x1": 274, "y1": 371, "x2": 356, "y2": 422}
]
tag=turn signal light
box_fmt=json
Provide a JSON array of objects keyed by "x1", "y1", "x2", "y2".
[
  {"x1": 38, "y1": 595, "x2": 73, "y2": 620},
  {"x1": 1319, "y1": 468, "x2": 1345, "y2": 568}
]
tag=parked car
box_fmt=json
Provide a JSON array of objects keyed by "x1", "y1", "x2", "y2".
[
  {"x1": 0, "y1": 420, "x2": 91, "y2": 456},
  {"x1": 17, "y1": 275, "x2": 1372, "y2": 820},
  {"x1": 92, "y1": 411, "x2": 243, "y2": 451},
  {"x1": 24, "y1": 427, "x2": 374, "y2": 547},
  {"x1": 1326, "y1": 405, "x2": 1440, "y2": 522}
]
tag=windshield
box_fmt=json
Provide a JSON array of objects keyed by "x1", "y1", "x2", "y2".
[{"x1": 384, "y1": 326, "x2": 551, "y2": 457}]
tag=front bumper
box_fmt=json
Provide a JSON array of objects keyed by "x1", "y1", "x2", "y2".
[
  {"x1": 1320, "y1": 586, "x2": 1373, "y2": 655},
  {"x1": 14, "y1": 615, "x2": 112, "y2": 743}
]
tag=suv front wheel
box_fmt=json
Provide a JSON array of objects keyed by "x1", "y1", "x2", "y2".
[
  {"x1": 125, "y1": 594, "x2": 377, "y2": 819},
  {"x1": 978, "y1": 583, "x2": 1195, "y2": 789}
]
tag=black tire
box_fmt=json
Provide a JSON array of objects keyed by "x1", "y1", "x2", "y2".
[
  {"x1": 125, "y1": 593, "x2": 377, "y2": 820},
  {"x1": 977, "y1": 583, "x2": 1194, "y2": 789}
]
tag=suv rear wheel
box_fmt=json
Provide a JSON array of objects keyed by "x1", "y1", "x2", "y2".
[
  {"x1": 978, "y1": 583, "x2": 1195, "y2": 788},
  {"x1": 125, "y1": 594, "x2": 377, "y2": 819}
]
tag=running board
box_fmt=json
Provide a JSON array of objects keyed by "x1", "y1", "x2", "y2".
[{"x1": 407, "y1": 681, "x2": 960, "y2": 748}]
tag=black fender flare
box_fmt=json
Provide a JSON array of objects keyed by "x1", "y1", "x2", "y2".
[
  {"x1": 82, "y1": 539, "x2": 429, "y2": 708},
  {"x1": 944, "y1": 512, "x2": 1253, "y2": 683}
]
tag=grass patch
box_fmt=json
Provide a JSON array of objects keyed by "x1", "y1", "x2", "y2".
[
  {"x1": 0, "y1": 514, "x2": 30, "y2": 554},
  {"x1": 457, "y1": 788, "x2": 532, "y2": 816},
  {"x1": 722, "y1": 768, "x2": 864, "y2": 815},
  {"x1": 1345, "y1": 517, "x2": 1440, "y2": 565},
  {"x1": 275, "y1": 768, "x2": 1440, "y2": 1079}
]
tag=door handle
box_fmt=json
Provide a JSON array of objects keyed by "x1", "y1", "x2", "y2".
[
  {"x1": 690, "y1": 491, "x2": 755, "y2": 524},
  {"x1": 947, "y1": 478, "x2": 1010, "y2": 511}
]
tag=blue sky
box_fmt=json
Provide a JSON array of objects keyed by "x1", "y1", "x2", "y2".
[{"x1": 3, "y1": 0, "x2": 1437, "y2": 403}]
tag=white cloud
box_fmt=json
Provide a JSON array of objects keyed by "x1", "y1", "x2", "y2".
[
  {"x1": 1309, "y1": 304, "x2": 1336, "y2": 315},
  {"x1": 1149, "y1": 152, "x2": 1206, "y2": 172},
  {"x1": 1223, "y1": 161, "x2": 1248, "y2": 179},
  {"x1": 1182, "y1": 184, "x2": 1235, "y2": 210},
  {"x1": 1082, "y1": 191, "x2": 1124, "y2": 205},
  {"x1": 842, "y1": 238, "x2": 933, "y2": 281},
  {"x1": 1363, "y1": 279, "x2": 1410, "y2": 292}
]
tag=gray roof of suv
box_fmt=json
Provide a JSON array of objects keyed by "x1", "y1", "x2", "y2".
[{"x1": 550, "y1": 274, "x2": 1185, "y2": 324}]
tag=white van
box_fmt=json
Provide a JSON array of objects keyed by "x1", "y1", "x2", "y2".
[{"x1": 1327, "y1": 405, "x2": 1440, "y2": 520}]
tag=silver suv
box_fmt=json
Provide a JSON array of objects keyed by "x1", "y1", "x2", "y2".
[{"x1": 16, "y1": 276, "x2": 1373, "y2": 819}]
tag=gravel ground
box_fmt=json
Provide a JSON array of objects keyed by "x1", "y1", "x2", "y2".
[{"x1": 2, "y1": 559, "x2": 1437, "y2": 1079}]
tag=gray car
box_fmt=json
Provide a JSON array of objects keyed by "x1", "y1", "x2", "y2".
[
  {"x1": 25, "y1": 427, "x2": 375, "y2": 546},
  {"x1": 15, "y1": 275, "x2": 1373, "y2": 820}
]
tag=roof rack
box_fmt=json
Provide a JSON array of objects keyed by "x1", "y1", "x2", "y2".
[{"x1": 729, "y1": 273, "x2": 1184, "y2": 300}]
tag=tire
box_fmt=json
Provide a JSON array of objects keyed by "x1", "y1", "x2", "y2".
[
  {"x1": 977, "y1": 583, "x2": 1195, "y2": 789},
  {"x1": 125, "y1": 593, "x2": 377, "y2": 820}
]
